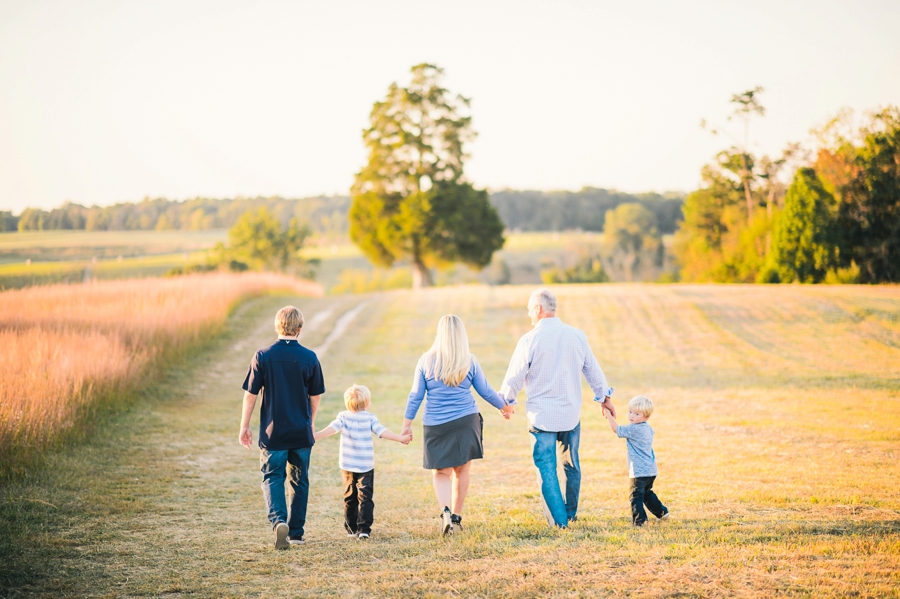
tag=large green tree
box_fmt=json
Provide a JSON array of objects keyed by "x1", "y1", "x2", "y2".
[
  {"x1": 349, "y1": 63, "x2": 504, "y2": 287},
  {"x1": 768, "y1": 168, "x2": 840, "y2": 283},
  {"x1": 838, "y1": 108, "x2": 900, "y2": 283}
]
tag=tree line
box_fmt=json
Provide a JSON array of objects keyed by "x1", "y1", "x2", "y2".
[
  {"x1": 675, "y1": 91, "x2": 899, "y2": 284},
  {"x1": 4, "y1": 196, "x2": 350, "y2": 237},
  {"x1": 3, "y1": 189, "x2": 683, "y2": 236}
]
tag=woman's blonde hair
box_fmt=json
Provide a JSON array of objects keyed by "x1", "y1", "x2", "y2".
[
  {"x1": 424, "y1": 314, "x2": 472, "y2": 387},
  {"x1": 344, "y1": 384, "x2": 371, "y2": 412}
]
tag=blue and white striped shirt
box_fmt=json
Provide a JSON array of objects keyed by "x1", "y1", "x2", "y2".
[
  {"x1": 499, "y1": 317, "x2": 610, "y2": 432},
  {"x1": 327, "y1": 410, "x2": 387, "y2": 473}
]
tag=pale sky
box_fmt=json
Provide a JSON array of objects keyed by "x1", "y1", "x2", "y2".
[{"x1": 1, "y1": 0, "x2": 898, "y2": 213}]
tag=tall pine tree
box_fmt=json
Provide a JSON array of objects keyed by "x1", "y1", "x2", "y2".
[{"x1": 349, "y1": 64, "x2": 504, "y2": 288}]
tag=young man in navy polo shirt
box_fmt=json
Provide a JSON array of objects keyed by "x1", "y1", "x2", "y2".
[{"x1": 239, "y1": 306, "x2": 325, "y2": 550}]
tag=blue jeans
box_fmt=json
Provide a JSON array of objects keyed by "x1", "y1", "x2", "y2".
[
  {"x1": 260, "y1": 447, "x2": 311, "y2": 539},
  {"x1": 529, "y1": 423, "x2": 581, "y2": 528}
]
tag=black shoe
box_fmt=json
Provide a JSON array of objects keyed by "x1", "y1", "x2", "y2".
[
  {"x1": 357, "y1": 532, "x2": 370, "y2": 539},
  {"x1": 450, "y1": 514, "x2": 463, "y2": 532},
  {"x1": 440, "y1": 507, "x2": 453, "y2": 535},
  {"x1": 288, "y1": 536, "x2": 305, "y2": 546}
]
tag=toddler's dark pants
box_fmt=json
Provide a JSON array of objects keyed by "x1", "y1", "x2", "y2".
[
  {"x1": 630, "y1": 476, "x2": 667, "y2": 525},
  {"x1": 342, "y1": 469, "x2": 375, "y2": 535}
]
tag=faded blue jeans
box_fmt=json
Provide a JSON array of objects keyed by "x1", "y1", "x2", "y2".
[
  {"x1": 260, "y1": 447, "x2": 311, "y2": 539},
  {"x1": 529, "y1": 423, "x2": 581, "y2": 528}
]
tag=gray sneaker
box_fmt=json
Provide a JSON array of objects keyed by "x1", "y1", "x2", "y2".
[{"x1": 274, "y1": 522, "x2": 290, "y2": 550}]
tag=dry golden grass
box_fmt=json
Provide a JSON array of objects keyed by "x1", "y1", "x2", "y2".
[{"x1": 0, "y1": 273, "x2": 321, "y2": 465}]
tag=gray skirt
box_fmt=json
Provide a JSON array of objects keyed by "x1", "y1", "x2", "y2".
[{"x1": 422, "y1": 412, "x2": 484, "y2": 470}]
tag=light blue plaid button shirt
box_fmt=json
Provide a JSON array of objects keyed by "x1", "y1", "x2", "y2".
[{"x1": 499, "y1": 317, "x2": 610, "y2": 432}]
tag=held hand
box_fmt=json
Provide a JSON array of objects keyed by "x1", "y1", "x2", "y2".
[
  {"x1": 239, "y1": 426, "x2": 253, "y2": 449},
  {"x1": 500, "y1": 403, "x2": 515, "y2": 419},
  {"x1": 601, "y1": 398, "x2": 616, "y2": 418},
  {"x1": 400, "y1": 426, "x2": 413, "y2": 444},
  {"x1": 400, "y1": 433, "x2": 413, "y2": 445}
]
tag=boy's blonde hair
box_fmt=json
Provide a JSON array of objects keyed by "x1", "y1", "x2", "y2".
[
  {"x1": 424, "y1": 314, "x2": 472, "y2": 387},
  {"x1": 344, "y1": 384, "x2": 371, "y2": 412},
  {"x1": 275, "y1": 306, "x2": 304, "y2": 337},
  {"x1": 628, "y1": 395, "x2": 654, "y2": 418}
]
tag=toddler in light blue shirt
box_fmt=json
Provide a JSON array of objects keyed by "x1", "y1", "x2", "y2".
[{"x1": 603, "y1": 395, "x2": 669, "y2": 526}]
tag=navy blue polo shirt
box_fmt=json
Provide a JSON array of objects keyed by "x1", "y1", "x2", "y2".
[{"x1": 242, "y1": 339, "x2": 326, "y2": 450}]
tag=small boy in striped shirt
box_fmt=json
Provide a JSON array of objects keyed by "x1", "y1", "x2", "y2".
[{"x1": 314, "y1": 384, "x2": 411, "y2": 538}]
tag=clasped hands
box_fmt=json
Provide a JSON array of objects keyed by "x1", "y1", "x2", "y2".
[
  {"x1": 399, "y1": 426, "x2": 414, "y2": 445},
  {"x1": 499, "y1": 402, "x2": 515, "y2": 420}
]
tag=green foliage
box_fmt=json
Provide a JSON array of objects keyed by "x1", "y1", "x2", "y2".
[
  {"x1": 164, "y1": 263, "x2": 217, "y2": 277},
  {"x1": 219, "y1": 208, "x2": 309, "y2": 272},
  {"x1": 824, "y1": 262, "x2": 860, "y2": 284},
  {"x1": 768, "y1": 168, "x2": 840, "y2": 283},
  {"x1": 678, "y1": 103, "x2": 899, "y2": 285},
  {"x1": 0, "y1": 211, "x2": 19, "y2": 232},
  {"x1": 171, "y1": 208, "x2": 313, "y2": 276},
  {"x1": 541, "y1": 252, "x2": 609, "y2": 284},
  {"x1": 349, "y1": 64, "x2": 504, "y2": 287},
  {"x1": 674, "y1": 149, "x2": 778, "y2": 282},
  {"x1": 487, "y1": 255, "x2": 511, "y2": 285},
  {"x1": 489, "y1": 188, "x2": 684, "y2": 233},
  {"x1": 603, "y1": 203, "x2": 662, "y2": 282},
  {"x1": 837, "y1": 108, "x2": 900, "y2": 283}
]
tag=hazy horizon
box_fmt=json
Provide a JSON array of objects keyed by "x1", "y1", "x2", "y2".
[{"x1": 2, "y1": 0, "x2": 899, "y2": 212}]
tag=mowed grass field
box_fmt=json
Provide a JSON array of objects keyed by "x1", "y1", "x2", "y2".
[{"x1": 1, "y1": 284, "x2": 898, "y2": 598}]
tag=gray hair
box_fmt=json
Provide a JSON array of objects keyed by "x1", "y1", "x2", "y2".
[{"x1": 529, "y1": 289, "x2": 557, "y2": 314}]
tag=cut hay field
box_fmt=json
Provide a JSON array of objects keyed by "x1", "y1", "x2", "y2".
[{"x1": 1, "y1": 284, "x2": 898, "y2": 598}]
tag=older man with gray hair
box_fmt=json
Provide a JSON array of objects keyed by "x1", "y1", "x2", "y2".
[{"x1": 498, "y1": 289, "x2": 615, "y2": 528}]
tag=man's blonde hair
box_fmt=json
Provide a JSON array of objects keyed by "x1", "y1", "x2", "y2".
[
  {"x1": 344, "y1": 384, "x2": 371, "y2": 412},
  {"x1": 425, "y1": 314, "x2": 472, "y2": 387},
  {"x1": 628, "y1": 395, "x2": 654, "y2": 418},
  {"x1": 275, "y1": 306, "x2": 304, "y2": 336}
]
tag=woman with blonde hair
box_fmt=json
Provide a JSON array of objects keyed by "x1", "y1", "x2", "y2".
[{"x1": 401, "y1": 314, "x2": 514, "y2": 535}]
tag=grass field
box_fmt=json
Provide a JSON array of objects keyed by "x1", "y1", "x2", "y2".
[
  {"x1": 0, "y1": 230, "x2": 227, "y2": 289},
  {"x1": 0, "y1": 228, "x2": 670, "y2": 291},
  {"x1": 1, "y1": 284, "x2": 898, "y2": 598}
]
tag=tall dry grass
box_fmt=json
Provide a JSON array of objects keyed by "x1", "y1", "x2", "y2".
[{"x1": 0, "y1": 273, "x2": 321, "y2": 468}]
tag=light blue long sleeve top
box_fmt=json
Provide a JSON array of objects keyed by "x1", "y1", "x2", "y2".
[{"x1": 405, "y1": 354, "x2": 509, "y2": 426}]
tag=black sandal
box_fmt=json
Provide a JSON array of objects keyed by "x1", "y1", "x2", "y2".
[{"x1": 451, "y1": 514, "x2": 463, "y2": 532}]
